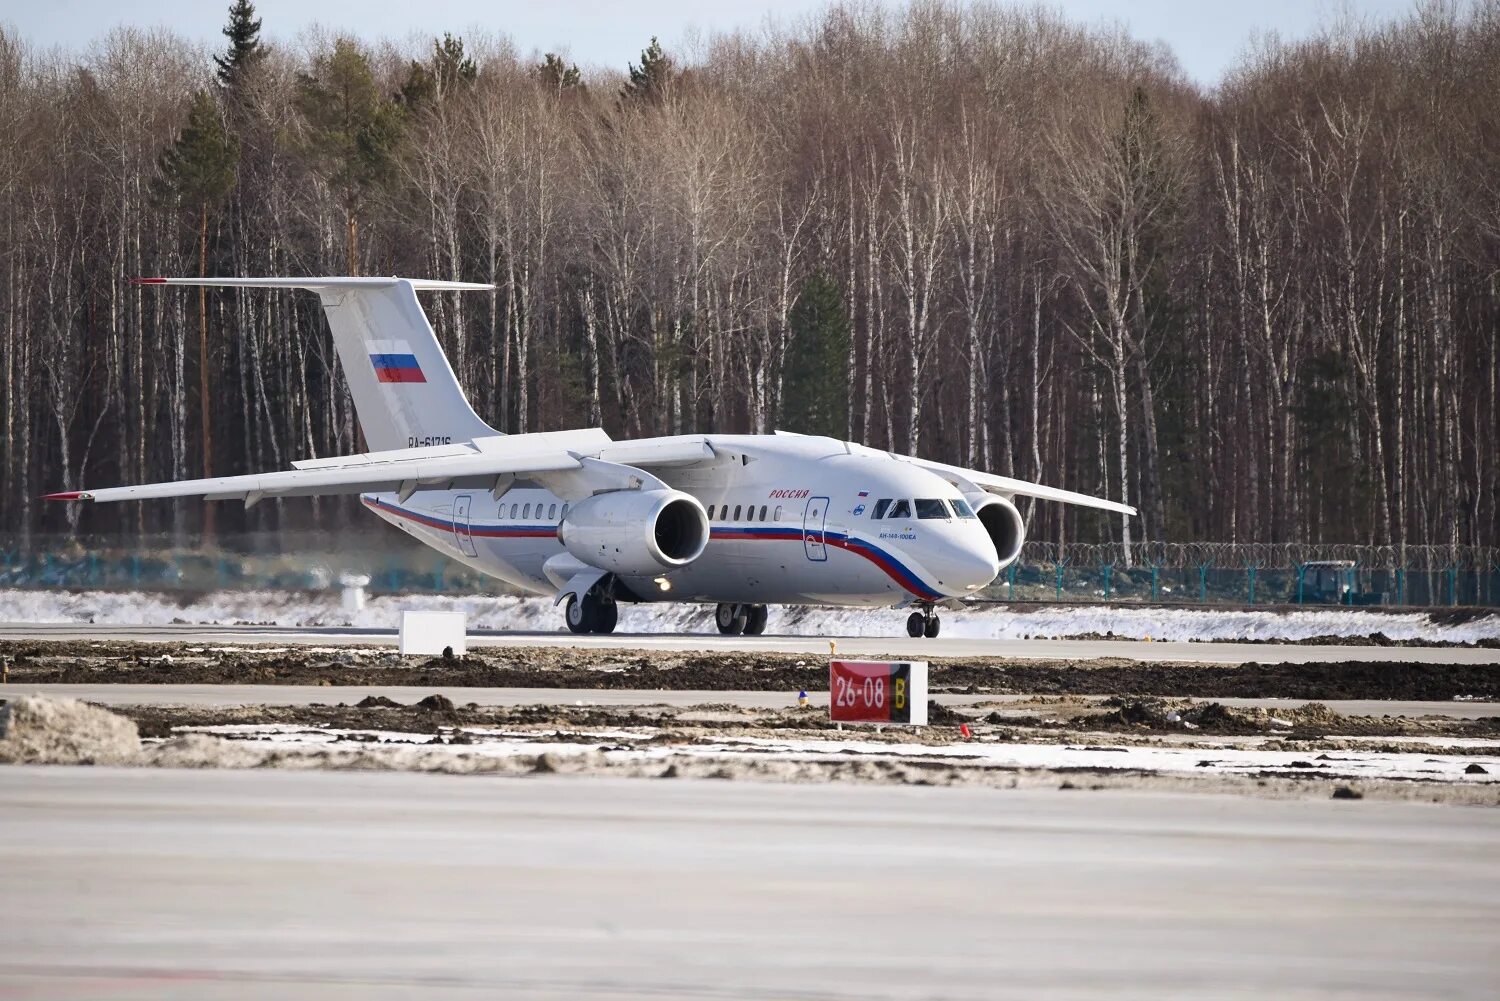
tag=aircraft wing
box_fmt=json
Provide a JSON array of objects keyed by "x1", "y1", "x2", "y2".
[
  {"x1": 901, "y1": 456, "x2": 1137, "y2": 517},
  {"x1": 45, "y1": 431, "x2": 718, "y2": 507}
]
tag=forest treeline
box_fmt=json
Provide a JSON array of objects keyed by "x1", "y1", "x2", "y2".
[{"x1": 1, "y1": 0, "x2": 1496, "y2": 549}]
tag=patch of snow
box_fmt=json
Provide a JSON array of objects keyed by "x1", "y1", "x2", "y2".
[
  {"x1": 170, "y1": 723, "x2": 1500, "y2": 783},
  {"x1": 1, "y1": 588, "x2": 1497, "y2": 644}
]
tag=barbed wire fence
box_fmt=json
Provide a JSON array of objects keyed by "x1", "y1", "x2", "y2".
[
  {"x1": 1, "y1": 534, "x2": 1497, "y2": 607},
  {"x1": 1001, "y1": 542, "x2": 1499, "y2": 606}
]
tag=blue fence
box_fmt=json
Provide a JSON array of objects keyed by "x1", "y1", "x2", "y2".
[
  {"x1": 1, "y1": 535, "x2": 1495, "y2": 607},
  {"x1": 985, "y1": 542, "x2": 1499, "y2": 607}
]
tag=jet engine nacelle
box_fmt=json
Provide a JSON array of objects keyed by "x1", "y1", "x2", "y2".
[
  {"x1": 968, "y1": 494, "x2": 1025, "y2": 569},
  {"x1": 557, "y1": 489, "x2": 709, "y2": 575}
]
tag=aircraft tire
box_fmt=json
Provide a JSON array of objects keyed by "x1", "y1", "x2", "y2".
[
  {"x1": 595, "y1": 599, "x2": 618, "y2": 634},
  {"x1": 743, "y1": 604, "x2": 768, "y2": 635},
  {"x1": 564, "y1": 594, "x2": 594, "y2": 634},
  {"x1": 715, "y1": 602, "x2": 747, "y2": 635},
  {"x1": 906, "y1": 612, "x2": 925, "y2": 638},
  {"x1": 923, "y1": 615, "x2": 941, "y2": 639}
]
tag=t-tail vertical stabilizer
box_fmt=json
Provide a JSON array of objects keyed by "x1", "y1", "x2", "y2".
[{"x1": 132, "y1": 276, "x2": 497, "y2": 451}]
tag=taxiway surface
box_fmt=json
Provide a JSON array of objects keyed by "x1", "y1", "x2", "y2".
[
  {"x1": 0, "y1": 768, "x2": 1495, "y2": 1000},
  {"x1": 3, "y1": 621, "x2": 1496, "y2": 663}
]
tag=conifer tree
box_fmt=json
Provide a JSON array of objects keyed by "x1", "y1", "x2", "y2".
[
  {"x1": 295, "y1": 38, "x2": 404, "y2": 274},
  {"x1": 158, "y1": 90, "x2": 238, "y2": 536},
  {"x1": 214, "y1": 0, "x2": 263, "y2": 92},
  {"x1": 780, "y1": 272, "x2": 851, "y2": 438},
  {"x1": 400, "y1": 34, "x2": 477, "y2": 110},
  {"x1": 537, "y1": 53, "x2": 582, "y2": 96},
  {"x1": 621, "y1": 37, "x2": 674, "y2": 104}
]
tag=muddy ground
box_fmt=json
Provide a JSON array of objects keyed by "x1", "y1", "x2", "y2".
[
  {"x1": 113, "y1": 692, "x2": 1500, "y2": 745},
  {"x1": 80, "y1": 693, "x2": 1496, "y2": 807},
  {"x1": 5, "y1": 639, "x2": 1497, "y2": 804},
  {"x1": 4, "y1": 639, "x2": 1499, "y2": 700}
]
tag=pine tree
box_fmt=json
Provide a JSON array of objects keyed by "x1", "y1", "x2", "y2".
[
  {"x1": 158, "y1": 90, "x2": 238, "y2": 538},
  {"x1": 621, "y1": 37, "x2": 674, "y2": 104},
  {"x1": 537, "y1": 53, "x2": 582, "y2": 96},
  {"x1": 780, "y1": 272, "x2": 851, "y2": 438},
  {"x1": 214, "y1": 0, "x2": 263, "y2": 91},
  {"x1": 401, "y1": 34, "x2": 478, "y2": 110},
  {"x1": 295, "y1": 38, "x2": 404, "y2": 274}
]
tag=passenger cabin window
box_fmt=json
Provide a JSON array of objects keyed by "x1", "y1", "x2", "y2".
[
  {"x1": 561, "y1": 503, "x2": 569, "y2": 520},
  {"x1": 887, "y1": 499, "x2": 911, "y2": 520},
  {"x1": 510, "y1": 503, "x2": 519, "y2": 518},
  {"x1": 733, "y1": 505, "x2": 742, "y2": 520},
  {"x1": 758, "y1": 505, "x2": 767, "y2": 521},
  {"x1": 948, "y1": 498, "x2": 977, "y2": 519},
  {"x1": 871, "y1": 499, "x2": 891, "y2": 519},
  {"x1": 548, "y1": 504, "x2": 557, "y2": 520},
  {"x1": 774, "y1": 506, "x2": 782, "y2": 521},
  {"x1": 706, "y1": 505, "x2": 715, "y2": 519},
  {"x1": 915, "y1": 499, "x2": 948, "y2": 520},
  {"x1": 523, "y1": 503, "x2": 531, "y2": 519}
]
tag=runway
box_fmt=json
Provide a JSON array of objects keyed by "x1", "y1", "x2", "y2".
[
  {"x1": 4, "y1": 621, "x2": 1497, "y2": 663},
  {"x1": 11, "y1": 682, "x2": 1499, "y2": 720},
  {"x1": 0, "y1": 767, "x2": 1495, "y2": 1000}
]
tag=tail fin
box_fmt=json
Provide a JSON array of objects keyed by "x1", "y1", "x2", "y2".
[{"x1": 133, "y1": 277, "x2": 497, "y2": 451}]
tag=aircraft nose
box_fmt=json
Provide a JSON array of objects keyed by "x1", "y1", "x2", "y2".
[{"x1": 944, "y1": 536, "x2": 1001, "y2": 593}]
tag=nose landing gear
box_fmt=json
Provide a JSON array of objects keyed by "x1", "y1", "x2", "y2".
[
  {"x1": 906, "y1": 606, "x2": 940, "y2": 639},
  {"x1": 716, "y1": 603, "x2": 768, "y2": 636}
]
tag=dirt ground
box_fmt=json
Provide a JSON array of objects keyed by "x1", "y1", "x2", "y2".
[
  {"x1": 5, "y1": 639, "x2": 1498, "y2": 700},
  {"x1": 4, "y1": 639, "x2": 1497, "y2": 804}
]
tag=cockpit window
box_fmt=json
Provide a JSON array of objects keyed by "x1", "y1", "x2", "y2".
[
  {"x1": 871, "y1": 499, "x2": 891, "y2": 519},
  {"x1": 915, "y1": 499, "x2": 949, "y2": 520},
  {"x1": 887, "y1": 499, "x2": 912, "y2": 520},
  {"x1": 948, "y1": 498, "x2": 977, "y2": 519}
]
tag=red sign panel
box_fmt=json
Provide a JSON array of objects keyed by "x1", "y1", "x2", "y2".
[{"x1": 829, "y1": 660, "x2": 917, "y2": 724}]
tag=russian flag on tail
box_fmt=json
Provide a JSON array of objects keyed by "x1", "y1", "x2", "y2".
[{"x1": 369, "y1": 341, "x2": 426, "y2": 383}]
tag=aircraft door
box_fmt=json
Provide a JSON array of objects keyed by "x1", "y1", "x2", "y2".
[
  {"x1": 802, "y1": 496, "x2": 829, "y2": 562},
  {"x1": 452, "y1": 494, "x2": 478, "y2": 557}
]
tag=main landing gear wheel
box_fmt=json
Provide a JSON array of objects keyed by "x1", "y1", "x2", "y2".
[
  {"x1": 906, "y1": 612, "x2": 925, "y2": 638},
  {"x1": 565, "y1": 590, "x2": 618, "y2": 635},
  {"x1": 565, "y1": 594, "x2": 592, "y2": 634},
  {"x1": 744, "y1": 604, "x2": 769, "y2": 636},
  {"x1": 595, "y1": 597, "x2": 618, "y2": 634},
  {"x1": 907, "y1": 606, "x2": 941, "y2": 639},
  {"x1": 715, "y1": 602, "x2": 749, "y2": 635}
]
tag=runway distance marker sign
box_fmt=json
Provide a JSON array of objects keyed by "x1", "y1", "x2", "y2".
[{"x1": 829, "y1": 660, "x2": 928, "y2": 726}]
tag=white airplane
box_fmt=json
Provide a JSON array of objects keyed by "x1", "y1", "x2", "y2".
[{"x1": 48, "y1": 277, "x2": 1134, "y2": 638}]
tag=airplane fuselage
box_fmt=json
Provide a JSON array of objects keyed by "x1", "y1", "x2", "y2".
[{"x1": 361, "y1": 433, "x2": 1003, "y2": 608}]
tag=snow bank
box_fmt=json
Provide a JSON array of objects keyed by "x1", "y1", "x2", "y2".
[
  {"x1": 0, "y1": 587, "x2": 1496, "y2": 644},
  {"x1": 0, "y1": 695, "x2": 141, "y2": 765}
]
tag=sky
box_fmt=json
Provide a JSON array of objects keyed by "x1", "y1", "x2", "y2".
[{"x1": 5, "y1": 0, "x2": 1426, "y2": 86}]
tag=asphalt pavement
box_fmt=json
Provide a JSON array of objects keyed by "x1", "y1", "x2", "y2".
[
  {"x1": 3, "y1": 621, "x2": 1496, "y2": 663},
  {"x1": 0, "y1": 768, "x2": 1495, "y2": 1000}
]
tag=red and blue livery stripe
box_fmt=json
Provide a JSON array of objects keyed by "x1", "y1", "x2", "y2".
[
  {"x1": 708, "y1": 525, "x2": 943, "y2": 600},
  {"x1": 370, "y1": 352, "x2": 426, "y2": 384},
  {"x1": 363, "y1": 496, "x2": 944, "y2": 601}
]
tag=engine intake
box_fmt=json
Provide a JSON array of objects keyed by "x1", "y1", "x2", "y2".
[
  {"x1": 969, "y1": 494, "x2": 1025, "y2": 569},
  {"x1": 557, "y1": 489, "x2": 709, "y2": 575}
]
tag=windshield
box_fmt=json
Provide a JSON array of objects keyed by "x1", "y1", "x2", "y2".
[
  {"x1": 915, "y1": 499, "x2": 948, "y2": 520},
  {"x1": 948, "y1": 498, "x2": 977, "y2": 518},
  {"x1": 887, "y1": 499, "x2": 911, "y2": 519}
]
